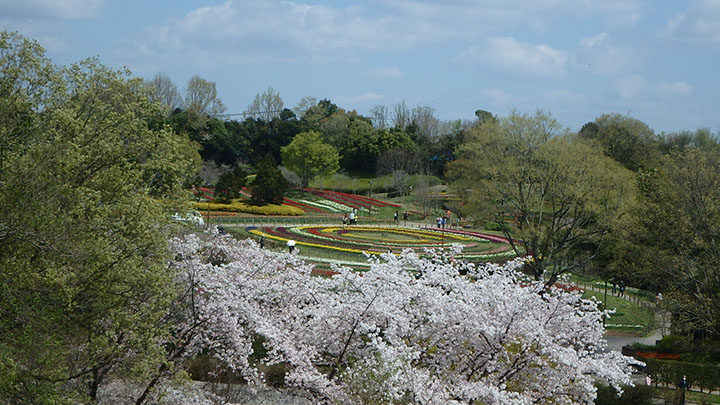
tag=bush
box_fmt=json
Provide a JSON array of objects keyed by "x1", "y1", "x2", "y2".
[
  {"x1": 484, "y1": 221, "x2": 504, "y2": 231},
  {"x1": 193, "y1": 201, "x2": 303, "y2": 216}
]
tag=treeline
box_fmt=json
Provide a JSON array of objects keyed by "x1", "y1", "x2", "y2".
[{"x1": 146, "y1": 77, "x2": 479, "y2": 183}]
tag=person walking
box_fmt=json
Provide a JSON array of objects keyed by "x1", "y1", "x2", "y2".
[
  {"x1": 394, "y1": 211, "x2": 399, "y2": 224},
  {"x1": 403, "y1": 211, "x2": 408, "y2": 223}
]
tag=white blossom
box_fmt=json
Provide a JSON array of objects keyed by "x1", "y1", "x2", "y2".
[{"x1": 165, "y1": 230, "x2": 637, "y2": 404}]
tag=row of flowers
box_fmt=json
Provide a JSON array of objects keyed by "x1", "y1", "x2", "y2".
[
  {"x1": 248, "y1": 225, "x2": 515, "y2": 260},
  {"x1": 635, "y1": 351, "x2": 682, "y2": 360}
]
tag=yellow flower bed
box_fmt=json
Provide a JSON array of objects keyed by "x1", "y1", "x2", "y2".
[
  {"x1": 193, "y1": 201, "x2": 303, "y2": 216},
  {"x1": 319, "y1": 226, "x2": 470, "y2": 241},
  {"x1": 248, "y1": 228, "x2": 383, "y2": 255}
]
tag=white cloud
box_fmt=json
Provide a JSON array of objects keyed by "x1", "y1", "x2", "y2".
[
  {"x1": 132, "y1": 1, "x2": 443, "y2": 65},
  {"x1": 656, "y1": 81, "x2": 693, "y2": 97},
  {"x1": 456, "y1": 37, "x2": 568, "y2": 78},
  {"x1": 484, "y1": 88, "x2": 513, "y2": 107},
  {"x1": 0, "y1": 0, "x2": 105, "y2": 19},
  {"x1": 573, "y1": 32, "x2": 637, "y2": 75},
  {"x1": 363, "y1": 67, "x2": 404, "y2": 80},
  {"x1": 128, "y1": 0, "x2": 652, "y2": 67},
  {"x1": 335, "y1": 92, "x2": 384, "y2": 104},
  {"x1": 613, "y1": 75, "x2": 648, "y2": 99},
  {"x1": 666, "y1": 0, "x2": 720, "y2": 45}
]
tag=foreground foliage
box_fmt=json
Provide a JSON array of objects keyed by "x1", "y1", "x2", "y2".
[
  {"x1": 158, "y1": 230, "x2": 636, "y2": 404},
  {"x1": 0, "y1": 31, "x2": 199, "y2": 403}
]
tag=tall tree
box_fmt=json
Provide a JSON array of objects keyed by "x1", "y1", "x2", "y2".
[
  {"x1": 619, "y1": 147, "x2": 720, "y2": 338},
  {"x1": 244, "y1": 86, "x2": 284, "y2": 121},
  {"x1": 391, "y1": 100, "x2": 410, "y2": 129},
  {"x1": 448, "y1": 110, "x2": 635, "y2": 287},
  {"x1": 145, "y1": 72, "x2": 182, "y2": 112},
  {"x1": 281, "y1": 130, "x2": 340, "y2": 187},
  {"x1": 579, "y1": 113, "x2": 659, "y2": 171},
  {"x1": 250, "y1": 153, "x2": 288, "y2": 204},
  {"x1": 183, "y1": 74, "x2": 227, "y2": 117},
  {"x1": 0, "y1": 32, "x2": 200, "y2": 403},
  {"x1": 369, "y1": 104, "x2": 389, "y2": 129}
]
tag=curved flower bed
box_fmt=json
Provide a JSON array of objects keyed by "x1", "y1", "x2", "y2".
[{"x1": 247, "y1": 225, "x2": 518, "y2": 261}]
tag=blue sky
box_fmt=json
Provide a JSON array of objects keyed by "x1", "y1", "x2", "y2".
[{"x1": 1, "y1": 0, "x2": 718, "y2": 133}]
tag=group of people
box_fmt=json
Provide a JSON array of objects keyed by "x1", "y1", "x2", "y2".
[
  {"x1": 393, "y1": 210, "x2": 409, "y2": 224},
  {"x1": 436, "y1": 210, "x2": 453, "y2": 229},
  {"x1": 342, "y1": 208, "x2": 358, "y2": 226}
]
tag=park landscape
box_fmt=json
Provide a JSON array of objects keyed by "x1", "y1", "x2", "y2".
[{"x1": 2, "y1": 30, "x2": 720, "y2": 405}]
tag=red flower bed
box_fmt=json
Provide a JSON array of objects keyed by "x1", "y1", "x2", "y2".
[
  {"x1": 553, "y1": 283, "x2": 584, "y2": 292},
  {"x1": 635, "y1": 351, "x2": 681, "y2": 360},
  {"x1": 304, "y1": 188, "x2": 402, "y2": 209}
]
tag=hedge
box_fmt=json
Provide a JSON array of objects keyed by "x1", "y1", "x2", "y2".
[
  {"x1": 193, "y1": 201, "x2": 304, "y2": 216},
  {"x1": 643, "y1": 358, "x2": 720, "y2": 393}
]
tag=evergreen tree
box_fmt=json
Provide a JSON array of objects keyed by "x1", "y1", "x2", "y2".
[{"x1": 250, "y1": 154, "x2": 288, "y2": 204}]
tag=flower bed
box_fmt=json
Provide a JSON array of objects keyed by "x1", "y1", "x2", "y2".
[{"x1": 247, "y1": 225, "x2": 516, "y2": 261}]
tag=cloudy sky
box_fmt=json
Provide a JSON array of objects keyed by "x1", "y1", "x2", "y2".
[{"x1": 1, "y1": 0, "x2": 718, "y2": 133}]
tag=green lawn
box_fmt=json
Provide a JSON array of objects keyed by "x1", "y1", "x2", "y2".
[
  {"x1": 650, "y1": 387, "x2": 720, "y2": 404},
  {"x1": 582, "y1": 290, "x2": 655, "y2": 335}
]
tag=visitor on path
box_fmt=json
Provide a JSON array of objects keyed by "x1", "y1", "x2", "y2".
[
  {"x1": 403, "y1": 211, "x2": 408, "y2": 223},
  {"x1": 441, "y1": 217, "x2": 446, "y2": 229},
  {"x1": 619, "y1": 280, "x2": 626, "y2": 297},
  {"x1": 259, "y1": 235, "x2": 265, "y2": 249},
  {"x1": 287, "y1": 240, "x2": 296, "y2": 254},
  {"x1": 436, "y1": 217, "x2": 442, "y2": 228},
  {"x1": 342, "y1": 214, "x2": 348, "y2": 226},
  {"x1": 349, "y1": 211, "x2": 356, "y2": 225},
  {"x1": 677, "y1": 375, "x2": 688, "y2": 404},
  {"x1": 394, "y1": 211, "x2": 399, "y2": 224}
]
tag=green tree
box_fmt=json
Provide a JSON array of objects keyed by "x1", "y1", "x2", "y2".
[
  {"x1": 251, "y1": 154, "x2": 288, "y2": 204},
  {"x1": 618, "y1": 147, "x2": 720, "y2": 338},
  {"x1": 281, "y1": 130, "x2": 340, "y2": 187},
  {"x1": 448, "y1": 110, "x2": 635, "y2": 287},
  {"x1": 214, "y1": 166, "x2": 248, "y2": 203},
  {"x1": 579, "y1": 113, "x2": 660, "y2": 171},
  {"x1": 0, "y1": 32, "x2": 200, "y2": 403}
]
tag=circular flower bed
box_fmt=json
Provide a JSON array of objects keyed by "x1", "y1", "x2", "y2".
[{"x1": 247, "y1": 225, "x2": 518, "y2": 262}]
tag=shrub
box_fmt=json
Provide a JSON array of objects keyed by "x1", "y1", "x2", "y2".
[
  {"x1": 484, "y1": 221, "x2": 504, "y2": 231},
  {"x1": 193, "y1": 201, "x2": 303, "y2": 216}
]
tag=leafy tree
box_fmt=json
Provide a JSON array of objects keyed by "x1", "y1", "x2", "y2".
[
  {"x1": 474, "y1": 109, "x2": 496, "y2": 125},
  {"x1": 281, "y1": 130, "x2": 339, "y2": 187},
  {"x1": 214, "y1": 166, "x2": 248, "y2": 203},
  {"x1": 448, "y1": 110, "x2": 635, "y2": 287},
  {"x1": 162, "y1": 232, "x2": 636, "y2": 404},
  {"x1": 300, "y1": 98, "x2": 338, "y2": 130},
  {"x1": 0, "y1": 32, "x2": 199, "y2": 403},
  {"x1": 579, "y1": 113, "x2": 660, "y2": 171},
  {"x1": 618, "y1": 147, "x2": 720, "y2": 338},
  {"x1": 660, "y1": 128, "x2": 719, "y2": 154},
  {"x1": 250, "y1": 154, "x2": 288, "y2": 204}
]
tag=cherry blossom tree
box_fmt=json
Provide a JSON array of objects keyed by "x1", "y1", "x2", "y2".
[{"x1": 145, "y1": 230, "x2": 636, "y2": 404}]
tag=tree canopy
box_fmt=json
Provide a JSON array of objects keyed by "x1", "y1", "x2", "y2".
[
  {"x1": 281, "y1": 130, "x2": 340, "y2": 187},
  {"x1": 0, "y1": 31, "x2": 200, "y2": 403},
  {"x1": 448, "y1": 110, "x2": 635, "y2": 287}
]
